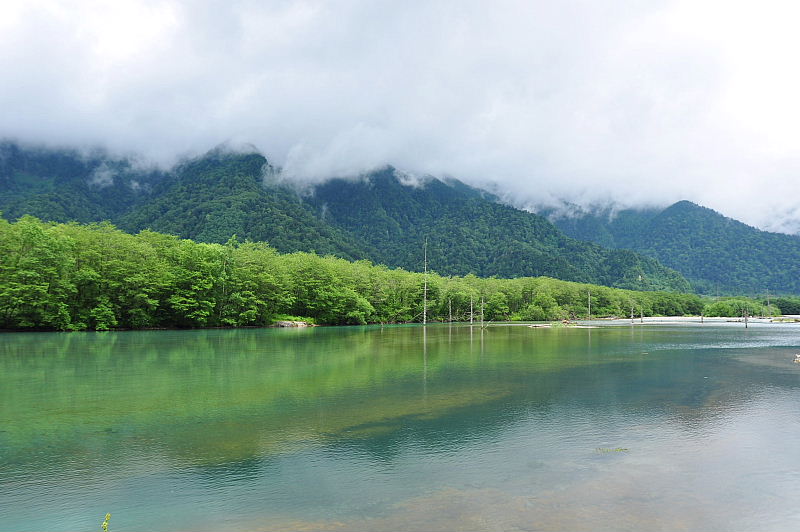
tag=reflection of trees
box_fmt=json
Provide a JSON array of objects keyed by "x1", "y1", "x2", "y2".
[{"x1": 2, "y1": 326, "x2": 797, "y2": 472}]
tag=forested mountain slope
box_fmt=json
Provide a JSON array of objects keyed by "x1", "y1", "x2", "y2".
[
  {"x1": 306, "y1": 169, "x2": 689, "y2": 290},
  {"x1": 550, "y1": 200, "x2": 800, "y2": 294},
  {"x1": 118, "y1": 150, "x2": 369, "y2": 259},
  {"x1": 0, "y1": 142, "x2": 689, "y2": 291},
  {"x1": 0, "y1": 141, "x2": 163, "y2": 222}
]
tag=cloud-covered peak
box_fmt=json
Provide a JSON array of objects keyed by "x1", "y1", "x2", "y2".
[{"x1": 2, "y1": 0, "x2": 800, "y2": 233}]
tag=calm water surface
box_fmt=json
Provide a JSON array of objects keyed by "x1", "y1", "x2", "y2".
[{"x1": 2, "y1": 323, "x2": 800, "y2": 531}]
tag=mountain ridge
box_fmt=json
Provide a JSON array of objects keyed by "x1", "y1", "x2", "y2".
[
  {"x1": 0, "y1": 141, "x2": 690, "y2": 292},
  {"x1": 549, "y1": 200, "x2": 800, "y2": 294}
]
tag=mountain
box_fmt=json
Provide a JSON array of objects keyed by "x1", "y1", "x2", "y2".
[
  {"x1": 117, "y1": 149, "x2": 369, "y2": 260},
  {"x1": 306, "y1": 169, "x2": 689, "y2": 290},
  {"x1": 549, "y1": 200, "x2": 800, "y2": 294},
  {"x1": 0, "y1": 141, "x2": 163, "y2": 222},
  {"x1": 0, "y1": 141, "x2": 689, "y2": 291}
]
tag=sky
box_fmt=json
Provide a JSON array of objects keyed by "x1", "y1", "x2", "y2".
[{"x1": 2, "y1": 0, "x2": 800, "y2": 232}]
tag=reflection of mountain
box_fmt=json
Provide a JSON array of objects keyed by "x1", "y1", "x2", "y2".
[{"x1": 3, "y1": 325, "x2": 798, "y2": 473}]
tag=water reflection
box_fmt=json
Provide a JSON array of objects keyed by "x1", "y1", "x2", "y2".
[{"x1": 1, "y1": 324, "x2": 800, "y2": 531}]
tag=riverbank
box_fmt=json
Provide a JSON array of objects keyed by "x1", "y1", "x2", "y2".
[{"x1": 580, "y1": 315, "x2": 800, "y2": 325}]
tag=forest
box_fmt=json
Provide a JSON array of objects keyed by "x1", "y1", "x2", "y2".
[
  {"x1": 6, "y1": 142, "x2": 800, "y2": 296},
  {"x1": 0, "y1": 143, "x2": 691, "y2": 292},
  {"x1": 551, "y1": 200, "x2": 800, "y2": 294},
  {"x1": 0, "y1": 216, "x2": 777, "y2": 331}
]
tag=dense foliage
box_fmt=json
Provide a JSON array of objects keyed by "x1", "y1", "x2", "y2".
[
  {"x1": 551, "y1": 201, "x2": 800, "y2": 295},
  {"x1": 118, "y1": 150, "x2": 369, "y2": 259},
  {"x1": 0, "y1": 142, "x2": 690, "y2": 291},
  {"x1": 0, "y1": 141, "x2": 163, "y2": 223},
  {"x1": 307, "y1": 169, "x2": 690, "y2": 291},
  {"x1": 0, "y1": 217, "x2": 710, "y2": 331},
  {"x1": 772, "y1": 296, "x2": 800, "y2": 315},
  {"x1": 702, "y1": 298, "x2": 778, "y2": 317}
]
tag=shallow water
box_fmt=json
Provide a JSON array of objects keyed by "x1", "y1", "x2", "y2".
[{"x1": 2, "y1": 323, "x2": 800, "y2": 531}]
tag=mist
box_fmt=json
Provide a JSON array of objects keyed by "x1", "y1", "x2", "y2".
[{"x1": 3, "y1": 0, "x2": 800, "y2": 233}]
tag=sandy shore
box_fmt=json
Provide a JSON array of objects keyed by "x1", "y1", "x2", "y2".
[{"x1": 581, "y1": 315, "x2": 800, "y2": 325}]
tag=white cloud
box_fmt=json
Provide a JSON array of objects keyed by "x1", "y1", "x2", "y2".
[
  {"x1": 2, "y1": 0, "x2": 800, "y2": 232},
  {"x1": 87, "y1": 163, "x2": 115, "y2": 188}
]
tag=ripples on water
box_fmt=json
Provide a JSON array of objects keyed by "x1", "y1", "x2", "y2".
[{"x1": 2, "y1": 324, "x2": 800, "y2": 531}]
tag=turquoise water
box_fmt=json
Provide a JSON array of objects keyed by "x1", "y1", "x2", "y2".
[{"x1": 2, "y1": 323, "x2": 800, "y2": 531}]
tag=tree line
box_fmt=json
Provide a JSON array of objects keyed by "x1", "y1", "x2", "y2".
[{"x1": 0, "y1": 216, "x2": 781, "y2": 331}]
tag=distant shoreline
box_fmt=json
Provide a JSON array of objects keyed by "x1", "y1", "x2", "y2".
[
  {"x1": 580, "y1": 316, "x2": 800, "y2": 325},
  {"x1": 4, "y1": 316, "x2": 800, "y2": 334}
]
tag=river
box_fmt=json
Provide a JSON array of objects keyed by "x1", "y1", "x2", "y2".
[{"x1": 2, "y1": 323, "x2": 800, "y2": 531}]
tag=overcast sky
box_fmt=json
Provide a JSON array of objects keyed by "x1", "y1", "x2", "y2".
[{"x1": 3, "y1": 0, "x2": 800, "y2": 232}]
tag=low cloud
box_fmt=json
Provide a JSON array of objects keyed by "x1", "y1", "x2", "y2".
[
  {"x1": 2, "y1": 0, "x2": 800, "y2": 232},
  {"x1": 87, "y1": 163, "x2": 115, "y2": 188}
]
